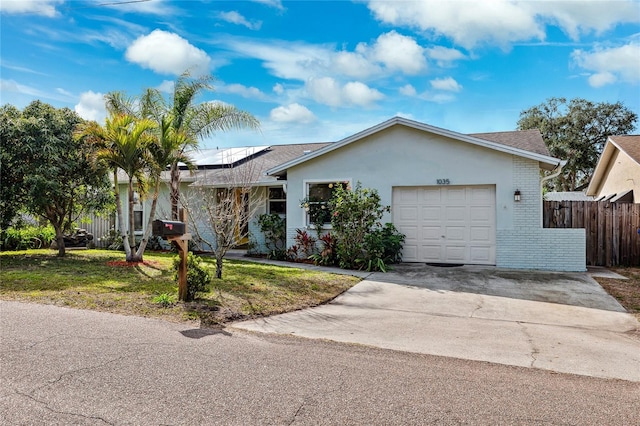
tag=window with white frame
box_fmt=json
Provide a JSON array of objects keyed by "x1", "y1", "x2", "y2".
[
  {"x1": 267, "y1": 187, "x2": 286, "y2": 215},
  {"x1": 303, "y1": 182, "x2": 340, "y2": 227}
]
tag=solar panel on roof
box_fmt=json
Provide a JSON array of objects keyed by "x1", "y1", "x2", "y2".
[{"x1": 180, "y1": 146, "x2": 271, "y2": 167}]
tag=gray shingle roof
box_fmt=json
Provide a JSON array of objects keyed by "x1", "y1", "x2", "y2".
[{"x1": 469, "y1": 129, "x2": 550, "y2": 156}]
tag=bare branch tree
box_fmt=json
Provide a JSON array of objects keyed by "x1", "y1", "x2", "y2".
[{"x1": 181, "y1": 152, "x2": 265, "y2": 278}]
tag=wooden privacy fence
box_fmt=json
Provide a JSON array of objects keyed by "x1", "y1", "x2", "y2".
[{"x1": 543, "y1": 201, "x2": 640, "y2": 267}]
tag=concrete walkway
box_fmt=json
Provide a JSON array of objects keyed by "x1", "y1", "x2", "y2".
[{"x1": 229, "y1": 256, "x2": 640, "y2": 382}]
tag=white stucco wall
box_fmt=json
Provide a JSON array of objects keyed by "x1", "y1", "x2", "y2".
[{"x1": 282, "y1": 124, "x2": 585, "y2": 271}]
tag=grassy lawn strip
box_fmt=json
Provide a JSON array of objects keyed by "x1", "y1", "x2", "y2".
[
  {"x1": 593, "y1": 267, "x2": 640, "y2": 321},
  {"x1": 0, "y1": 249, "x2": 360, "y2": 326}
]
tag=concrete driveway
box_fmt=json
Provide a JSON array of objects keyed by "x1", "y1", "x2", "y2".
[{"x1": 233, "y1": 263, "x2": 640, "y2": 382}]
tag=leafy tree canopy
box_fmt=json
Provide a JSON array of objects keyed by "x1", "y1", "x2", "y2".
[
  {"x1": 0, "y1": 101, "x2": 112, "y2": 255},
  {"x1": 517, "y1": 97, "x2": 637, "y2": 191}
]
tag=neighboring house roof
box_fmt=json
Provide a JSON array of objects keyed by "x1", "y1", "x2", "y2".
[
  {"x1": 586, "y1": 135, "x2": 640, "y2": 196},
  {"x1": 267, "y1": 116, "x2": 561, "y2": 176},
  {"x1": 544, "y1": 191, "x2": 595, "y2": 201},
  {"x1": 469, "y1": 129, "x2": 550, "y2": 157},
  {"x1": 191, "y1": 142, "x2": 331, "y2": 187}
]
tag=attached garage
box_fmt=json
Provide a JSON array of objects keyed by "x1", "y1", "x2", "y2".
[
  {"x1": 393, "y1": 185, "x2": 496, "y2": 265},
  {"x1": 267, "y1": 116, "x2": 586, "y2": 272}
]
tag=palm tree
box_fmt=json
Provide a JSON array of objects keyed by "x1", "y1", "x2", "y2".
[
  {"x1": 77, "y1": 114, "x2": 156, "y2": 262},
  {"x1": 134, "y1": 115, "x2": 192, "y2": 257},
  {"x1": 141, "y1": 71, "x2": 260, "y2": 219}
]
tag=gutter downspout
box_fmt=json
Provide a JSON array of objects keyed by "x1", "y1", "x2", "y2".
[{"x1": 540, "y1": 160, "x2": 566, "y2": 227}]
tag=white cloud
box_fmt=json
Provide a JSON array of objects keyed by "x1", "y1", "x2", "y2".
[
  {"x1": 218, "y1": 11, "x2": 262, "y2": 30},
  {"x1": 0, "y1": 79, "x2": 74, "y2": 103},
  {"x1": 369, "y1": 31, "x2": 427, "y2": 74},
  {"x1": 306, "y1": 77, "x2": 343, "y2": 107},
  {"x1": 588, "y1": 72, "x2": 617, "y2": 88},
  {"x1": 366, "y1": 0, "x2": 640, "y2": 49},
  {"x1": 220, "y1": 30, "x2": 428, "y2": 83},
  {"x1": 0, "y1": 0, "x2": 61, "y2": 17},
  {"x1": 305, "y1": 77, "x2": 383, "y2": 107},
  {"x1": 572, "y1": 42, "x2": 640, "y2": 87},
  {"x1": 125, "y1": 30, "x2": 211, "y2": 76},
  {"x1": 251, "y1": 0, "x2": 284, "y2": 10},
  {"x1": 399, "y1": 84, "x2": 417, "y2": 96},
  {"x1": 270, "y1": 103, "x2": 316, "y2": 124},
  {"x1": 425, "y1": 46, "x2": 466, "y2": 66},
  {"x1": 430, "y1": 77, "x2": 463, "y2": 92},
  {"x1": 75, "y1": 91, "x2": 106, "y2": 123},
  {"x1": 532, "y1": 1, "x2": 640, "y2": 40},
  {"x1": 157, "y1": 80, "x2": 175, "y2": 93},
  {"x1": 332, "y1": 50, "x2": 381, "y2": 79},
  {"x1": 367, "y1": 0, "x2": 543, "y2": 49},
  {"x1": 343, "y1": 81, "x2": 385, "y2": 107},
  {"x1": 273, "y1": 83, "x2": 284, "y2": 95},
  {"x1": 220, "y1": 83, "x2": 268, "y2": 99}
]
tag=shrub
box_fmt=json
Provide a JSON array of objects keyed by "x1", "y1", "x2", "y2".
[
  {"x1": 290, "y1": 228, "x2": 317, "y2": 259},
  {"x1": 257, "y1": 213, "x2": 287, "y2": 260},
  {"x1": 173, "y1": 252, "x2": 212, "y2": 301},
  {"x1": 152, "y1": 293, "x2": 176, "y2": 307},
  {"x1": 328, "y1": 182, "x2": 404, "y2": 271},
  {"x1": 1, "y1": 225, "x2": 56, "y2": 251},
  {"x1": 362, "y1": 223, "x2": 405, "y2": 272},
  {"x1": 309, "y1": 232, "x2": 337, "y2": 266}
]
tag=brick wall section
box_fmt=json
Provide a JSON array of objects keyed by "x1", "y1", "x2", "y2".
[
  {"x1": 497, "y1": 229, "x2": 586, "y2": 271},
  {"x1": 496, "y1": 156, "x2": 586, "y2": 271}
]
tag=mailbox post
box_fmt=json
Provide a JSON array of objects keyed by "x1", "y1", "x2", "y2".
[{"x1": 152, "y1": 209, "x2": 191, "y2": 301}]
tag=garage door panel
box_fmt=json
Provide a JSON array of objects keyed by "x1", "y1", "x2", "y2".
[
  {"x1": 393, "y1": 185, "x2": 496, "y2": 265},
  {"x1": 470, "y1": 246, "x2": 493, "y2": 263},
  {"x1": 402, "y1": 245, "x2": 418, "y2": 261},
  {"x1": 445, "y1": 246, "x2": 466, "y2": 262},
  {"x1": 445, "y1": 226, "x2": 466, "y2": 241},
  {"x1": 445, "y1": 206, "x2": 466, "y2": 221},
  {"x1": 422, "y1": 206, "x2": 442, "y2": 221},
  {"x1": 470, "y1": 206, "x2": 492, "y2": 221},
  {"x1": 421, "y1": 245, "x2": 441, "y2": 261},
  {"x1": 422, "y1": 226, "x2": 441, "y2": 241},
  {"x1": 470, "y1": 226, "x2": 492, "y2": 242},
  {"x1": 421, "y1": 188, "x2": 442, "y2": 204},
  {"x1": 397, "y1": 205, "x2": 418, "y2": 221}
]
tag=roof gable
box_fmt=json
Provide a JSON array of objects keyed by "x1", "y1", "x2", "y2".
[
  {"x1": 610, "y1": 135, "x2": 640, "y2": 165},
  {"x1": 267, "y1": 117, "x2": 560, "y2": 176},
  {"x1": 587, "y1": 135, "x2": 640, "y2": 195}
]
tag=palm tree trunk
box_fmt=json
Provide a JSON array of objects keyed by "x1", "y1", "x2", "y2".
[
  {"x1": 114, "y1": 171, "x2": 133, "y2": 260},
  {"x1": 134, "y1": 179, "x2": 161, "y2": 260},
  {"x1": 170, "y1": 163, "x2": 180, "y2": 220}
]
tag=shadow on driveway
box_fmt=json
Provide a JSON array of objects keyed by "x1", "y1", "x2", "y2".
[{"x1": 368, "y1": 263, "x2": 626, "y2": 312}]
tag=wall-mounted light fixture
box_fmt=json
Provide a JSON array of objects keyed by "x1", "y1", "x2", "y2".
[{"x1": 514, "y1": 189, "x2": 521, "y2": 202}]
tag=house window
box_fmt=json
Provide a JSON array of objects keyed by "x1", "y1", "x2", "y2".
[
  {"x1": 305, "y1": 182, "x2": 338, "y2": 227},
  {"x1": 133, "y1": 191, "x2": 143, "y2": 234},
  {"x1": 268, "y1": 187, "x2": 286, "y2": 215},
  {"x1": 133, "y1": 211, "x2": 143, "y2": 233}
]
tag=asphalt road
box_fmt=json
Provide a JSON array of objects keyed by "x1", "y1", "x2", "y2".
[{"x1": 1, "y1": 301, "x2": 639, "y2": 425}]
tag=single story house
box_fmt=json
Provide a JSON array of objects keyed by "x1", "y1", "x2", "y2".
[
  {"x1": 586, "y1": 135, "x2": 640, "y2": 203},
  {"x1": 118, "y1": 117, "x2": 586, "y2": 271}
]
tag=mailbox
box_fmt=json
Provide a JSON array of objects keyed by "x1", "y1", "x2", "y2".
[{"x1": 152, "y1": 220, "x2": 185, "y2": 238}]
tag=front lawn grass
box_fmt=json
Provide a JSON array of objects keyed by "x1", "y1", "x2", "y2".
[{"x1": 0, "y1": 249, "x2": 360, "y2": 326}]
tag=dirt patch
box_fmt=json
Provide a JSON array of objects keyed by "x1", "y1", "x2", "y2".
[
  {"x1": 593, "y1": 267, "x2": 640, "y2": 322},
  {"x1": 106, "y1": 260, "x2": 161, "y2": 268}
]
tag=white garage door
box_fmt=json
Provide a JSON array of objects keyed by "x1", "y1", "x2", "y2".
[{"x1": 393, "y1": 185, "x2": 496, "y2": 265}]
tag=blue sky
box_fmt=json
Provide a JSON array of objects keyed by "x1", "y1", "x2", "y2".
[{"x1": 1, "y1": 0, "x2": 639, "y2": 149}]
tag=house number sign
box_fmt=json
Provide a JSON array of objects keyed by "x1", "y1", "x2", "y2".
[{"x1": 436, "y1": 179, "x2": 451, "y2": 185}]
